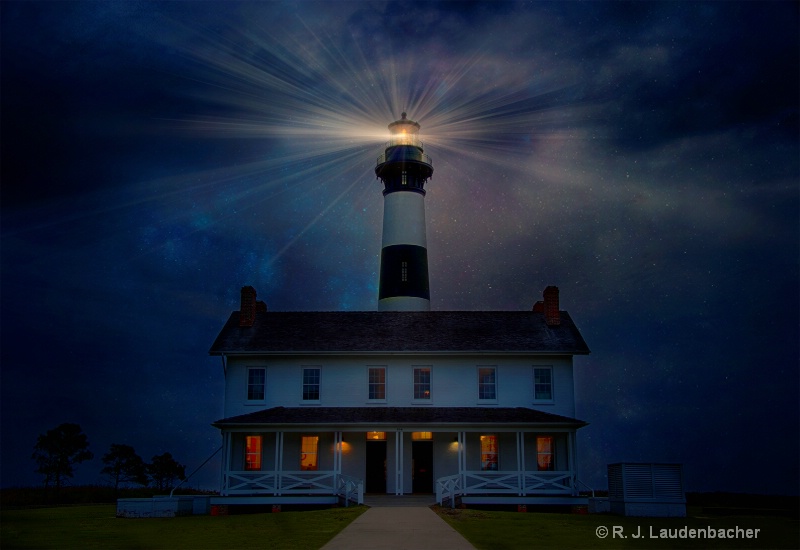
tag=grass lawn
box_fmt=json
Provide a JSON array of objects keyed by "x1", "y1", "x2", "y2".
[
  {"x1": 1, "y1": 505, "x2": 366, "y2": 549},
  {"x1": 434, "y1": 507, "x2": 800, "y2": 550}
]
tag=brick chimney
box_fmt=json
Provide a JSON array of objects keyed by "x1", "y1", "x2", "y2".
[
  {"x1": 239, "y1": 286, "x2": 257, "y2": 327},
  {"x1": 543, "y1": 285, "x2": 560, "y2": 326}
]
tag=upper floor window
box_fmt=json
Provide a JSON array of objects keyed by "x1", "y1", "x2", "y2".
[
  {"x1": 368, "y1": 367, "x2": 386, "y2": 401},
  {"x1": 303, "y1": 367, "x2": 320, "y2": 401},
  {"x1": 478, "y1": 367, "x2": 497, "y2": 401},
  {"x1": 301, "y1": 436, "x2": 319, "y2": 471},
  {"x1": 245, "y1": 435, "x2": 262, "y2": 470},
  {"x1": 480, "y1": 435, "x2": 498, "y2": 470},
  {"x1": 247, "y1": 368, "x2": 265, "y2": 401},
  {"x1": 413, "y1": 367, "x2": 431, "y2": 400},
  {"x1": 533, "y1": 367, "x2": 553, "y2": 401},
  {"x1": 401, "y1": 261, "x2": 408, "y2": 282},
  {"x1": 537, "y1": 436, "x2": 554, "y2": 471}
]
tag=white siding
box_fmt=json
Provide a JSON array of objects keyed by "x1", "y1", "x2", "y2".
[{"x1": 223, "y1": 354, "x2": 577, "y2": 418}]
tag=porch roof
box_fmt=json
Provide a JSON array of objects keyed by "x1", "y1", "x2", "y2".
[
  {"x1": 213, "y1": 406, "x2": 588, "y2": 429},
  {"x1": 209, "y1": 310, "x2": 590, "y2": 355}
]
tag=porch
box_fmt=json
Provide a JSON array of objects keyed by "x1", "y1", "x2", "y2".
[{"x1": 213, "y1": 407, "x2": 590, "y2": 506}]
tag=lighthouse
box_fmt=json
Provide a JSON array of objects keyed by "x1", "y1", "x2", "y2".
[{"x1": 375, "y1": 113, "x2": 434, "y2": 311}]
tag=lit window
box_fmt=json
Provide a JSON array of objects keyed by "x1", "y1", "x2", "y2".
[
  {"x1": 534, "y1": 367, "x2": 553, "y2": 401},
  {"x1": 480, "y1": 435, "x2": 498, "y2": 470},
  {"x1": 247, "y1": 368, "x2": 265, "y2": 401},
  {"x1": 401, "y1": 261, "x2": 408, "y2": 282},
  {"x1": 478, "y1": 367, "x2": 496, "y2": 400},
  {"x1": 367, "y1": 432, "x2": 386, "y2": 440},
  {"x1": 369, "y1": 367, "x2": 386, "y2": 400},
  {"x1": 411, "y1": 432, "x2": 432, "y2": 440},
  {"x1": 303, "y1": 368, "x2": 320, "y2": 401},
  {"x1": 245, "y1": 435, "x2": 262, "y2": 470},
  {"x1": 401, "y1": 171, "x2": 407, "y2": 186},
  {"x1": 537, "y1": 436, "x2": 554, "y2": 471},
  {"x1": 301, "y1": 436, "x2": 319, "y2": 471},
  {"x1": 413, "y1": 367, "x2": 431, "y2": 399}
]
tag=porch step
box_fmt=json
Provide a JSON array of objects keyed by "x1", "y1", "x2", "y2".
[
  {"x1": 363, "y1": 494, "x2": 436, "y2": 507},
  {"x1": 461, "y1": 495, "x2": 589, "y2": 506}
]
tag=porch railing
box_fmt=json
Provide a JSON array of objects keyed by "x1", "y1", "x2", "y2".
[
  {"x1": 222, "y1": 470, "x2": 336, "y2": 496},
  {"x1": 336, "y1": 474, "x2": 364, "y2": 506},
  {"x1": 436, "y1": 470, "x2": 575, "y2": 505},
  {"x1": 436, "y1": 474, "x2": 462, "y2": 508}
]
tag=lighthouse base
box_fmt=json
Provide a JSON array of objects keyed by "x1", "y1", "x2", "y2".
[{"x1": 379, "y1": 297, "x2": 431, "y2": 311}]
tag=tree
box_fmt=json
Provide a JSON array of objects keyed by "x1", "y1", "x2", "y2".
[
  {"x1": 147, "y1": 452, "x2": 186, "y2": 491},
  {"x1": 31, "y1": 423, "x2": 93, "y2": 491},
  {"x1": 101, "y1": 444, "x2": 148, "y2": 492}
]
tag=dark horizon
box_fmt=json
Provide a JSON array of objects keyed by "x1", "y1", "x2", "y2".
[{"x1": 1, "y1": 1, "x2": 798, "y2": 495}]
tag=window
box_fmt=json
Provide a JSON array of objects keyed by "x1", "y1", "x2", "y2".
[
  {"x1": 534, "y1": 367, "x2": 553, "y2": 401},
  {"x1": 480, "y1": 435, "x2": 498, "y2": 470},
  {"x1": 368, "y1": 367, "x2": 386, "y2": 400},
  {"x1": 411, "y1": 432, "x2": 432, "y2": 440},
  {"x1": 478, "y1": 367, "x2": 496, "y2": 400},
  {"x1": 401, "y1": 171, "x2": 407, "y2": 186},
  {"x1": 245, "y1": 435, "x2": 262, "y2": 470},
  {"x1": 413, "y1": 367, "x2": 431, "y2": 400},
  {"x1": 367, "y1": 432, "x2": 386, "y2": 440},
  {"x1": 537, "y1": 436, "x2": 554, "y2": 471},
  {"x1": 247, "y1": 368, "x2": 265, "y2": 401},
  {"x1": 301, "y1": 436, "x2": 319, "y2": 471},
  {"x1": 303, "y1": 368, "x2": 320, "y2": 401},
  {"x1": 401, "y1": 261, "x2": 408, "y2": 282}
]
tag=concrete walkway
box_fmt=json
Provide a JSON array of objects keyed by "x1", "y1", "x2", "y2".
[{"x1": 322, "y1": 497, "x2": 474, "y2": 550}]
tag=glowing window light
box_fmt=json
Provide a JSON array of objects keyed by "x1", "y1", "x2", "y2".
[
  {"x1": 245, "y1": 435, "x2": 262, "y2": 471},
  {"x1": 480, "y1": 435, "x2": 498, "y2": 471},
  {"x1": 537, "y1": 436, "x2": 554, "y2": 471},
  {"x1": 411, "y1": 432, "x2": 432, "y2": 440},
  {"x1": 367, "y1": 431, "x2": 387, "y2": 440},
  {"x1": 301, "y1": 436, "x2": 319, "y2": 471}
]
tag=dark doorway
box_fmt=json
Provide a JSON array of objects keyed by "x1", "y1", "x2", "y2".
[
  {"x1": 412, "y1": 441, "x2": 433, "y2": 493},
  {"x1": 365, "y1": 441, "x2": 387, "y2": 493}
]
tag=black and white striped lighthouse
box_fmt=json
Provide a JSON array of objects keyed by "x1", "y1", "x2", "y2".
[{"x1": 375, "y1": 113, "x2": 434, "y2": 311}]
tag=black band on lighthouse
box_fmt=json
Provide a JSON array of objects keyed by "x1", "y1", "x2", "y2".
[{"x1": 378, "y1": 244, "x2": 430, "y2": 300}]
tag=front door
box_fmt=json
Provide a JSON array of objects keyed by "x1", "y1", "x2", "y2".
[
  {"x1": 365, "y1": 441, "x2": 387, "y2": 493},
  {"x1": 412, "y1": 441, "x2": 433, "y2": 493}
]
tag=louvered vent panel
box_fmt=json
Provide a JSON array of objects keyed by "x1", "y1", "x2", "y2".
[
  {"x1": 653, "y1": 464, "x2": 684, "y2": 499},
  {"x1": 607, "y1": 464, "x2": 624, "y2": 498},
  {"x1": 623, "y1": 464, "x2": 654, "y2": 499}
]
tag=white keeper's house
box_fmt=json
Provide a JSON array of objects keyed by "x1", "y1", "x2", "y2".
[{"x1": 208, "y1": 114, "x2": 591, "y2": 507}]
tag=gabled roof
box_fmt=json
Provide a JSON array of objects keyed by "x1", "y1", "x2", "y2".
[
  {"x1": 213, "y1": 406, "x2": 588, "y2": 428},
  {"x1": 209, "y1": 311, "x2": 590, "y2": 355}
]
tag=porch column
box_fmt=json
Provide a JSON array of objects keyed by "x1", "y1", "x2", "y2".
[
  {"x1": 221, "y1": 432, "x2": 232, "y2": 496},
  {"x1": 458, "y1": 431, "x2": 466, "y2": 494},
  {"x1": 567, "y1": 431, "x2": 576, "y2": 495},
  {"x1": 333, "y1": 431, "x2": 342, "y2": 491},
  {"x1": 395, "y1": 429, "x2": 404, "y2": 495},
  {"x1": 275, "y1": 431, "x2": 283, "y2": 496},
  {"x1": 518, "y1": 431, "x2": 526, "y2": 496}
]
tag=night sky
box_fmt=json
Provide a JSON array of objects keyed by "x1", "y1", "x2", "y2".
[{"x1": 2, "y1": 1, "x2": 797, "y2": 495}]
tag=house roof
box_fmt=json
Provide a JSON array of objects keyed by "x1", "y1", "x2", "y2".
[
  {"x1": 209, "y1": 311, "x2": 590, "y2": 355},
  {"x1": 213, "y1": 406, "x2": 588, "y2": 428}
]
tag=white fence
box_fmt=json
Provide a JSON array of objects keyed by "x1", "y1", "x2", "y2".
[
  {"x1": 223, "y1": 470, "x2": 335, "y2": 495},
  {"x1": 222, "y1": 470, "x2": 363, "y2": 505},
  {"x1": 436, "y1": 470, "x2": 575, "y2": 506},
  {"x1": 336, "y1": 474, "x2": 364, "y2": 506}
]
